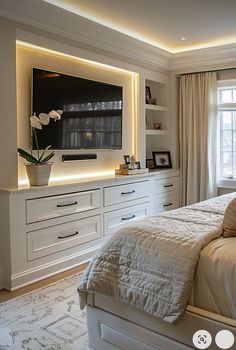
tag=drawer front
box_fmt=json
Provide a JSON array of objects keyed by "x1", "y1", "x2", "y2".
[
  {"x1": 26, "y1": 189, "x2": 101, "y2": 223},
  {"x1": 104, "y1": 181, "x2": 149, "y2": 207},
  {"x1": 154, "y1": 177, "x2": 179, "y2": 195},
  {"x1": 27, "y1": 215, "x2": 101, "y2": 260},
  {"x1": 153, "y1": 194, "x2": 180, "y2": 214},
  {"x1": 104, "y1": 203, "x2": 148, "y2": 236}
]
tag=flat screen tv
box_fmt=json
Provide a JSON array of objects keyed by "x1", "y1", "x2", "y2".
[{"x1": 32, "y1": 68, "x2": 123, "y2": 150}]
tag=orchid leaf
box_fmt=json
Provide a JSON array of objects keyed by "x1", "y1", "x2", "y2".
[
  {"x1": 17, "y1": 148, "x2": 39, "y2": 164},
  {"x1": 40, "y1": 151, "x2": 55, "y2": 164},
  {"x1": 38, "y1": 145, "x2": 52, "y2": 163}
]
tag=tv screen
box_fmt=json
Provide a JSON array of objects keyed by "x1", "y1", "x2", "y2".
[{"x1": 32, "y1": 68, "x2": 123, "y2": 149}]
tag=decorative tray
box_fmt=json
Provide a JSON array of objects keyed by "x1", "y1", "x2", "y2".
[{"x1": 115, "y1": 168, "x2": 149, "y2": 175}]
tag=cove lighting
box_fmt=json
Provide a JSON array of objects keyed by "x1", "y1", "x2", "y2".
[
  {"x1": 43, "y1": 0, "x2": 171, "y2": 53},
  {"x1": 43, "y1": 0, "x2": 236, "y2": 53},
  {"x1": 18, "y1": 170, "x2": 115, "y2": 186},
  {"x1": 16, "y1": 41, "x2": 134, "y2": 75}
]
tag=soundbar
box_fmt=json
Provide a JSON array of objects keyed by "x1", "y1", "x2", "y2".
[{"x1": 62, "y1": 154, "x2": 97, "y2": 161}]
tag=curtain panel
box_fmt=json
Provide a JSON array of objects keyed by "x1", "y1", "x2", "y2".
[{"x1": 179, "y1": 72, "x2": 217, "y2": 206}]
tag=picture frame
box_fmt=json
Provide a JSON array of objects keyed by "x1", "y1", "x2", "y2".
[
  {"x1": 146, "y1": 158, "x2": 155, "y2": 169},
  {"x1": 145, "y1": 86, "x2": 152, "y2": 104},
  {"x1": 152, "y1": 151, "x2": 172, "y2": 169},
  {"x1": 153, "y1": 122, "x2": 161, "y2": 130},
  {"x1": 124, "y1": 155, "x2": 130, "y2": 164},
  {"x1": 134, "y1": 161, "x2": 141, "y2": 169}
]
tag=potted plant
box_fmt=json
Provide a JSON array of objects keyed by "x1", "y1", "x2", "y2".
[{"x1": 18, "y1": 110, "x2": 63, "y2": 186}]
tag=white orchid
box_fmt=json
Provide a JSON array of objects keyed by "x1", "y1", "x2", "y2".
[
  {"x1": 39, "y1": 113, "x2": 50, "y2": 125},
  {"x1": 30, "y1": 114, "x2": 42, "y2": 129},
  {"x1": 48, "y1": 109, "x2": 63, "y2": 121},
  {"x1": 18, "y1": 110, "x2": 63, "y2": 165}
]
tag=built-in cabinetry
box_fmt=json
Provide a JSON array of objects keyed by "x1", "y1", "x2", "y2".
[
  {"x1": 0, "y1": 169, "x2": 179, "y2": 291},
  {"x1": 140, "y1": 71, "x2": 170, "y2": 167}
]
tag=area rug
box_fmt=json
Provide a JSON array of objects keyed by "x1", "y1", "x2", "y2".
[{"x1": 0, "y1": 273, "x2": 87, "y2": 349}]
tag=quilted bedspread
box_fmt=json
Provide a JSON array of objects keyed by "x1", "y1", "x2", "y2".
[{"x1": 78, "y1": 193, "x2": 235, "y2": 323}]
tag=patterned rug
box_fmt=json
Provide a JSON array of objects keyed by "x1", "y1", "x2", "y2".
[{"x1": 0, "y1": 273, "x2": 87, "y2": 350}]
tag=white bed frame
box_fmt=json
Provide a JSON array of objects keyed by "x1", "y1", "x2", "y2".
[{"x1": 86, "y1": 293, "x2": 236, "y2": 350}]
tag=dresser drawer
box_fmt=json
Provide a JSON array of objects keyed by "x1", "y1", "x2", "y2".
[
  {"x1": 27, "y1": 215, "x2": 101, "y2": 260},
  {"x1": 104, "y1": 203, "x2": 148, "y2": 236},
  {"x1": 26, "y1": 189, "x2": 101, "y2": 223},
  {"x1": 153, "y1": 194, "x2": 180, "y2": 213},
  {"x1": 154, "y1": 177, "x2": 179, "y2": 195},
  {"x1": 104, "y1": 181, "x2": 149, "y2": 207}
]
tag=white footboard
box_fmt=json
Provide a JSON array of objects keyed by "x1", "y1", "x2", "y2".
[
  {"x1": 86, "y1": 293, "x2": 236, "y2": 350},
  {"x1": 86, "y1": 306, "x2": 192, "y2": 350}
]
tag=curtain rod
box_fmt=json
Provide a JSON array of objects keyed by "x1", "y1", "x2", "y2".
[{"x1": 178, "y1": 66, "x2": 236, "y2": 77}]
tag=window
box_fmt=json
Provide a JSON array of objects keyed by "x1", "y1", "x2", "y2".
[{"x1": 217, "y1": 81, "x2": 236, "y2": 179}]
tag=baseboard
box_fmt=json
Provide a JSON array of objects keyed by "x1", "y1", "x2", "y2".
[{"x1": 9, "y1": 245, "x2": 101, "y2": 291}]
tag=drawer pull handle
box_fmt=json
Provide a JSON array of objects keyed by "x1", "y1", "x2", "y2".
[
  {"x1": 121, "y1": 190, "x2": 135, "y2": 195},
  {"x1": 163, "y1": 203, "x2": 173, "y2": 207},
  {"x1": 164, "y1": 184, "x2": 173, "y2": 188},
  {"x1": 57, "y1": 201, "x2": 78, "y2": 208},
  {"x1": 58, "y1": 231, "x2": 79, "y2": 239},
  {"x1": 121, "y1": 215, "x2": 136, "y2": 221}
]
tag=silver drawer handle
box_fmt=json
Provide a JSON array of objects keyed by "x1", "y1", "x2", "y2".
[
  {"x1": 164, "y1": 184, "x2": 173, "y2": 188},
  {"x1": 121, "y1": 215, "x2": 136, "y2": 221},
  {"x1": 57, "y1": 201, "x2": 78, "y2": 208},
  {"x1": 163, "y1": 203, "x2": 173, "y2": 207},
  {"x1": 58, "y1": 231, "x2": 79, "y2": 239},
  {"x1": 121, "y1": 190, "x2": 135, "y2": 195}
]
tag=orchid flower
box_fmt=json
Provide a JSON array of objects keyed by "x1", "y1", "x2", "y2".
[
  {"x1": 18, "y1": 110, "x2": 63, "y2": 165},
  {"x1": 39, "y1": 113, "x2": 50, "y2": 125},
  {"x1": 48, "y1": 110, "x2": 63, "y2": 121},
  {"x1": 30, "y1": 114, "x2": 42, "y2": 129}
]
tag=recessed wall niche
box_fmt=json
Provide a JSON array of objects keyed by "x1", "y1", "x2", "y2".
[{"x1": 16, "y1": 43, "x2": 137, "y2": 185}]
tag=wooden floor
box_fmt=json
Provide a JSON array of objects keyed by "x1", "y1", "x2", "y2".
[{"x1": 0, "y1": 263, "x2": 87, "y2": 303}]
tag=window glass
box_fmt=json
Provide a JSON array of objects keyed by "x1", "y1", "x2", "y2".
[{"x1": 217, "y1": 83, "x2": 236, "y2": 179}]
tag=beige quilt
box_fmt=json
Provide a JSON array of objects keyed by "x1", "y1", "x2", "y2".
[{"x1": 78, "y1": 193, "x2": 235, "y2": 323}]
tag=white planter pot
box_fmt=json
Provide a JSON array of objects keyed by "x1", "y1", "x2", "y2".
[{"x1": 25, "y1": 163, "x2": 52, "y2": 186}]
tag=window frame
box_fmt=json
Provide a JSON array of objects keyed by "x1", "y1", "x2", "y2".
[{"x1": 217, "y1": 79, "x2": 236, "y2": 188}]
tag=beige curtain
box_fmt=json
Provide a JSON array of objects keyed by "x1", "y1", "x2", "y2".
[{"x1": 179, "y1": 72, "x2": 217, "y2": 206}]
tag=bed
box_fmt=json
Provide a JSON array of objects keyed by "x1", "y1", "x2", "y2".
[{"x1": 78, "y1": 193, "x2": 236, "y2": 350}]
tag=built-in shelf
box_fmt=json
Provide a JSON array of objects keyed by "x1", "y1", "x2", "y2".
[
  {"x1": 143, "y1": 75, "x2": 169, "y2": 164},
  {"x1": 145, "y1": 130, "x2": 168, "y2": 136},
  {"x1": 145, "y1": 104, "x2": 168, "y2": 112}
]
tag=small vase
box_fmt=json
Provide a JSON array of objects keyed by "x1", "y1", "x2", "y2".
[{"x1": 25, "y1": 163, "x2": 52, "y2": 186}]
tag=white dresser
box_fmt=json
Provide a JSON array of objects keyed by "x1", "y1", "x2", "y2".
[{"x1": 0, "y1": 169, "x2": 179, "y2": 290}]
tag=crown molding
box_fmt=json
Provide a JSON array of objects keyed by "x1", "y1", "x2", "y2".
[
  {"x1": 0, "y1": 0, "x2": 171, "y2": 72},
  {"x1": 171, "y1": 44, "x2": 236, "y2": 73}
]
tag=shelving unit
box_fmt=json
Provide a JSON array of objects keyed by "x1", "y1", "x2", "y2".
[{"x1": 139, "y1": 73, "x2": 169, "y2": 166}]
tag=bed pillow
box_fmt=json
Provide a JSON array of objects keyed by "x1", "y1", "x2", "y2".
[{"x1": 223, "y1": 198, "x2": 236, "y2": 238}]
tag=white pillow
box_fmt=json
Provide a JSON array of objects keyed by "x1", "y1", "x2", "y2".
[{"x1": 223, "y1": 198, "x2": 236, "y2": 238}]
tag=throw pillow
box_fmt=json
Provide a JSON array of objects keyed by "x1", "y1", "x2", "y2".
[{"x1": 223, "y1": 197, "x2": 236, "y2": 238}]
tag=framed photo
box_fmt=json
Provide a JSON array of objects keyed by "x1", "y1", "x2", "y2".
[
  {"x1": 152, "y1": 151, "x2": 172, "y2": 169},
  {"x1": 153, "y1": 122, "x2": 161, "y2": 130},
  {"x1": 145, "y1": 86, "x2": 152, "y2": 104},
  {"x1": 124, "y1": 155, "x2": 130, "y2": 164},
  {"x1": 146, "y1": 158, "x2": 155, "y2": 169}
]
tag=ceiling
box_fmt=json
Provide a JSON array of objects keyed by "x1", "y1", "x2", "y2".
[{"x1": 44, "y1": 0, "x2": 236, "y2": 53}]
